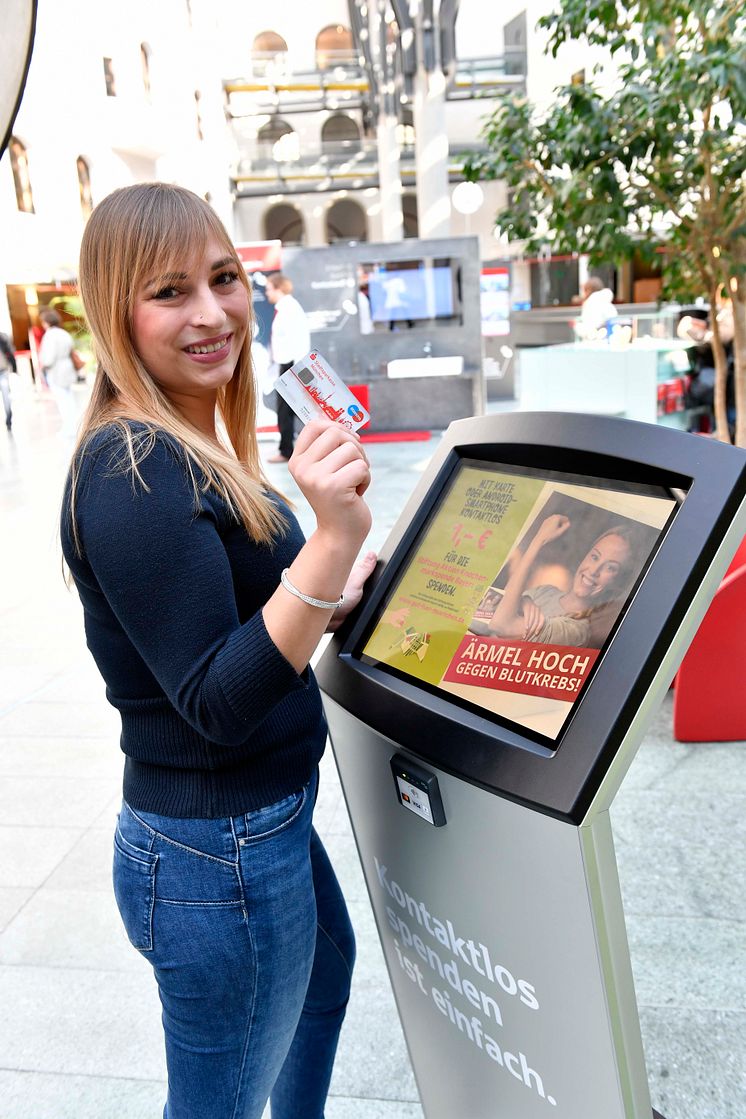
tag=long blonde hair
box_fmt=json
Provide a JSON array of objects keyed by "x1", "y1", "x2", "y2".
[{"x1": 68, "y1": 182, "x2": 286, "y2": 552}]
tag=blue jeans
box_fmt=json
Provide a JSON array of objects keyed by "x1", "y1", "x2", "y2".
[{"x1": 113, "y1": 771, "x2": 355, "y2": 1119}]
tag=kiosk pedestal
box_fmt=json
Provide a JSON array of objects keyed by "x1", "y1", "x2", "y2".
[{"x1": 317, "y1": 413, "x2": 746, "y2": 1119}]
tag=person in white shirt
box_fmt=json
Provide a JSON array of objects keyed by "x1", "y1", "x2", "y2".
[
  {"x1": 39, "y1": 309, "x2": 78, "y2": 440},
  {"x1": 266, "y1": 273, "x2": 310, "y2": 463},
  {"x1": 577, "y1": 277, "x2": 618, "y2": 340}
]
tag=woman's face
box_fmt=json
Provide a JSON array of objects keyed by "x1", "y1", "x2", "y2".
[
  {"x1": 572, "y1": 534, "x2": 629, "y2": 601},
  {"x1": 131, "y1": 236, "x2": 249, "y2": 408}
]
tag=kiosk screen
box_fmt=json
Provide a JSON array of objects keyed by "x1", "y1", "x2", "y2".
[{"x1": 360, "y1": 460, "x2": 679, "y2": 743}]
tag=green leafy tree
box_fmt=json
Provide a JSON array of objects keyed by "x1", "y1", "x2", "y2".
[{"x1": 464, "y1": 0, "x2": 746, "y2": 444}]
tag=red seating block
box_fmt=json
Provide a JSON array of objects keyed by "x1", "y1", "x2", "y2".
[{"x1": 673, "y1": 536, "x2": 746, "y2": 741}]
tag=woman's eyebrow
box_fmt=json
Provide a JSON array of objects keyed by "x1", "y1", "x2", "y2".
[
  {"x1": 144, "y1": 271, "x2": 187, "y2": 290},
  {"x1": 142, "y1": 258, "x2": 235, "y2": 291}
]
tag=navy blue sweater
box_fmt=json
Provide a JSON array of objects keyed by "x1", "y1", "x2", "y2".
[{"x1": 61, "y1": 426, "x2": 327, "y2": 818}]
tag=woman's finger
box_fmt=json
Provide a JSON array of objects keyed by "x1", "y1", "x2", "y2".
[{"x1": 293, "y1": 419, "x2": 363, "y2": 462}]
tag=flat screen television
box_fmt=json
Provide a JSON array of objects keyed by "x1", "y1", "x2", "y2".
[{"x1": 360, "y1": 258, "x2": 462, "y2": 329}]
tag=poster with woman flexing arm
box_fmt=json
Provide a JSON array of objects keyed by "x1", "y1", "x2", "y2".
[{"x1": 361, "y1": 461, "x2": 677, "y2": 740}]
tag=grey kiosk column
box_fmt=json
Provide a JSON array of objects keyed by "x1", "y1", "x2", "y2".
[{"x1": 317, "y1": 412, "x2": 746, "y2": 1119}]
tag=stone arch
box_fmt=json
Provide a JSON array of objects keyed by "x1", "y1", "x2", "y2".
[
  {"x1": 263, "y1": 203, "x2": 305, "y2": 246},
  {"x1": 321, "y1": 113, "x2": 361, "y2": 154},
  {"x1": 325, "y1": 198, "x2": 368, "y2": 243}
]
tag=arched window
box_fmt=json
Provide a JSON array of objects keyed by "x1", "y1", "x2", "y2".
[
  {"x1": 402, "y1": 192, "x2": 419, "y2": 238},
  {"x1": 325, "y1": 198, "x2": 368, "y2": 244},
  {"x1": 263, "y1": 203, "x2": 305, "y2": 246},
  {"x1": 77, "y1": 157, "x2": 93, "y2": 219},
  {"x1": 321, "y1": 113, "x2": 360, "y2": 151},
  {"x1": 140, "y1": 43, "x2": 152, "y2": 98},
  {"x1": 9, "y1": 137, "x2": 34, "y2": 213},
  {"x1": 252, "y1": 31, "x2": 288, "y2": 75},
  {"x1": 257, "y1": 118, "x2": 298, "y2": 161},
  {"x1": 315, "y1": 24, "x2": 354, "y2": 70},
  {"x1": 253, "y1": 30, "x2": 288, "y2": 55}
]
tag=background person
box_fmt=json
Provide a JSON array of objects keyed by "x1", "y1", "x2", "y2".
[
  {"x1": 60, "y1": 182, "x2": 376, "y2": 1119},
  {"x1": 677, "y1": 301, "x2": 735, "y2": 427},
  {"x1": 0, "y1": 329, "x2": 17, "y2": 430},
  {"x1": 39, "y1": 308, "x2": 78, "y2": 439},
  {"x1": 576, "y1": 276, "x2": 618, "y2": 340},
  {"x1": 266, "y1": 271, "x2": 310, "y2": 463}
]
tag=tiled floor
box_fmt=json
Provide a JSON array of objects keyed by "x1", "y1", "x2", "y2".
[{"x1": 1, "y1": 366, "x2": 744, "y2": 1117}]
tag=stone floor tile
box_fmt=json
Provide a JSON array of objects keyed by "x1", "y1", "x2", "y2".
[
  {"x1": 0, "y1": 965, "x2": 165, "y2": 1081},
  {"x1": 0, "y1": 887, "x2": 139, "y2": 972},
  {"x1": 0, "y1": 776, "x2": 118, "y2": 829},
  {"x1": 326, "y1": 1098, "x2": 424, "y2": 1118},
  {"x1": 640, "y1": 1007, "x2": 746, "y2": 1119},
  {"x1": 42, "y1": 828, "x2": 113, "y2": 893},
  {"x1": 612, "y1": 792, "x2": 746, "y2": 922},
  {"x1": 0, "y1": 1071, "x2": 167, "y2": 1119},
  {"x1": 627, "y1": 915, "x2": 746, "y2": 1009},
  {"x1": 332, "y1": 983, "x2": 418, "y2": 1102},
  {"x1": 0, "y1": 735, "x2": 122, "y2": 781},
  {"x1": 0, "y1": 700, "x2": 119, "y2": 739},
  {"x1": 0, "y1": 825, "x2": 83, "y2": 889},
  {"x1": 0, "y1": 887, "x2": 34, "y2": 933}
]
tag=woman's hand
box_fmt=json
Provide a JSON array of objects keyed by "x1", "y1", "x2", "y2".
[
  {"x1": 327, "y1": 550, "x2": 378, "y2": 632},
  {"x1": 289, "y1": 419, "x2": 372, "y2": 547},
  {"x1": 263, "y1": 420, "x2": 373, "y2": 674},
  {"x1": 533, "y1": 514, "x2": 571, "y2": 549}
]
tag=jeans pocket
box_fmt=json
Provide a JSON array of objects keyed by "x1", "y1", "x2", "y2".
[
  {"x1": 113, "y1": 829, "x2": 158, "y2": 952},
  {"x1": 241, "y1": 784, "x2": 308, "y2": 845}
]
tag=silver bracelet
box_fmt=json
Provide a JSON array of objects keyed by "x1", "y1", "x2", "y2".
[{"x1": 280, "y1": 568, "x2": 344, "y2": 610}]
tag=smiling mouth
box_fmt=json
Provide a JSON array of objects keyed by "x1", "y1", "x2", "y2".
[{"x1": 184, "y1": 334, "x2": 231, "y2": 355}]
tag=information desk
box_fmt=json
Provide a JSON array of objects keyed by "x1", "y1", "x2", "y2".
[
  {"x1": 519, "y1": 341, "x2": 695, "y2": 428},
  {"x1": 317, "y1": 412, "x2": 746, "y2": 1119}
]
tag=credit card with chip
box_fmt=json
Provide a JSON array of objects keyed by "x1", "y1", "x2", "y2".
[{"x1": 273, "y1": 350, "x2": 370, "y2": 433}]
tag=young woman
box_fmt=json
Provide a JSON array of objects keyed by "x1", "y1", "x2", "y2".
[
  {"x1": 60, "y1": 182, "x2": 376, "y2": 1119},
  {"x1": 485, "y1": 514, "x2": 638, "y2": 649}
]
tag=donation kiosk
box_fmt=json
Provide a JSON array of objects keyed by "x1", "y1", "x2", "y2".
[{"x1": 316, "y1": 412, "x2": 746, "y2": 1119}]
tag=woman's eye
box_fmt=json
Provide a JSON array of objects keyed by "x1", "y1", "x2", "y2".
[
  {"x1": 214, "y1": 270, "x2": 239, "y2": 287},
  {"x1": 152, "y1": 286, "x2": 180, "y2": 300}
]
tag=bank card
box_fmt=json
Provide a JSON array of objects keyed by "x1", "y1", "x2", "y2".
[{"x1": 273, "y1": 350, "x2": 370, "y2": 433}]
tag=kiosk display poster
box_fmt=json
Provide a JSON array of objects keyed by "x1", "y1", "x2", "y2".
[{"x1": 362, "y1": 461, "x2": 677, "y2": 740}]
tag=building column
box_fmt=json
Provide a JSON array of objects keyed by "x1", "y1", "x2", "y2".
[
  {"x1": 412, "y1": 0, "x2": 451, "y2": 239},
  {"x1": 370, "y1": 0, "x2": 404, "y2": 242}
]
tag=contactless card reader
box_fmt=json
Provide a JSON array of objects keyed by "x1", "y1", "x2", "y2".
[{"x1": 391, "y1": 753, "x2": 446, "y2": 826}]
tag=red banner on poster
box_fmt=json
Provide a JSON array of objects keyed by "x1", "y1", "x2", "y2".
[
  {"x1": 442, "y1": 636, "x2": 599, "y2": 701},
  {"x1": 235, "y1": 241, "x2": 282, "y2": 273}
]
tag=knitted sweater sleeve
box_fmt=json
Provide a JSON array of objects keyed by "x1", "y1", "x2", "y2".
[{"x1": 74, "y1": 434, "x2": 308, "y2": 746}]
